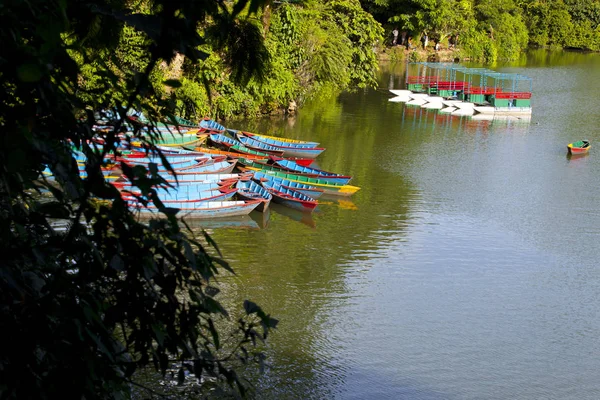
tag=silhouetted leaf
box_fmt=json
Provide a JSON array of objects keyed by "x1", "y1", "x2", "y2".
[{"x1": 17, "y1": 63, "x2": 43, "y2": 82}]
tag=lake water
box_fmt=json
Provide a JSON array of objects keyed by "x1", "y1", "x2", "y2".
[{"x1": 196, "y1": 50, "x2": 600, "y2": 399}]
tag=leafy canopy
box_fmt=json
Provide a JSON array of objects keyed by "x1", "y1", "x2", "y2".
[{"x1": 0, "y1": 0, "x2": 277, "y2": 398}]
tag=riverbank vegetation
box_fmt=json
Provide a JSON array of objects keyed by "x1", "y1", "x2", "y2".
[
  {"x1": 363, "y1": 0, "x2": 600, "y2": 64},
  {"x1": 76, "y1": 0, "x2": 600, "y2": 119},
  {"x1": 77, "y1": 0, "x2": 384, "y2": 121}
]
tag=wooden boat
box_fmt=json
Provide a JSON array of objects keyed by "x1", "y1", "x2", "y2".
[
  {"x1": 123, "y1": 172, "x2": 251, "y2": 186},
  {"x1": 236, "y1": 135, "x2": 325, "y2": 159},
  {"x1": 232, "y1": 130, "x2": 319, "y2": 147},
  {"x1": 118, "y1": 156, "x2": 215, "y2": 169},
  {"x1": 158, "y1": 160, "x2": 237, "y2": 175},
  {"x1": 122, "y1": 187, "x2": 237, "y2": 202},
  {"x1": 567, "y1": 140, "x2": 591, "y2": 154},
  {"x1": 113, "y1": 182, "x2": 228, "y2": 193},
  {"x1": 199, "y1": 118, "x2": 227, "y2": 132},
  {"x1": 209, "y1": 133, "x2": 285, "y2": 156},
  {"x1": 237, "y1": 158, "x2": 351, "y2": 186},
  {"x1": 246, "y1": 168, "x2": 359, "y2": 196},
  {"x1": 259, "y1": 180, "x2": 318, "y2": 212},
  {"x1": 235, "y1": 132, "x2": 319, "y2": 149},
  {"x1": 195, "y1": 146, "x2": 270, "y2": 164},
  {"x1": 200, "y1": 118, "x2": 320, "y2": 146},
  {"x1": 198, "y1": 143, "x2": 315, "y2": 167},
  {"x1": 251, "y1": 172, "x2": 324, "y2": 199},
  {"x1": 128, "y1": 199, "x2": 262, "y2": 218},
  {"x1": 272, "y1": 159, "x2": 352, "y2": 185},
  {"x1": 235, "y1": 180, "x2": 272, "y2": 212}
]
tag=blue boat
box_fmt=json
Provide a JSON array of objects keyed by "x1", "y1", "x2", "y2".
[
  {"x1": 235, "y1": 132, "x2": 320, "y2": 149},
  {"x1": 251, "y1": 171, "x2": 323, "y2": 199},
  {"x1": 200, "y1": 119, "x2": 227, "y2": 131},
  {"x1": 200, "y1": 118, "x2": 320, "y2": 147},
  {"x1": 238, "y1": 158, "x2": 352, "y2": 185},
  {"x1": 158, "y1": 160, "x2": 237, "y2": 175},
  {"x1": 259, "y1": 179, "x2": 318, "y2": 212},
  {"x1": 273, "y1": 159, "x2": 351, "y2": 184},
  {"x1": 235, "y1": 180, "x2": 272, "y2": 212},
  {"x1": 129, "y1": 199, "x2": 262, "y2": 218},
  {"x1": 236, "y1": 136, "x2": 325, "y2": 159},
  {"x1": 114, "y1": 182, "x2": 227, "y2": 193},
  {"x1": 209, "y1": 133, "x2": 284, "y2": 156},
  {"x1": 122, "y1": 187, "x2": 237, "y2": 202},
  {"x1": 160, "y1": 173, "x2": 251, "y2": 184}
]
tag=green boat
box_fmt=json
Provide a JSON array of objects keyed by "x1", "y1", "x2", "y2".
[{"x1": 240, "y1": 166, "x2": 360, "y2": 196}]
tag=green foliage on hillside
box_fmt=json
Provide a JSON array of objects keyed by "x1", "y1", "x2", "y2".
[
  {"x1": 362, "y1": 0, "x2": 600, "y2": 63},
  {"x1": 133, "y1": 0, "x2": 384, "y2": 120}
]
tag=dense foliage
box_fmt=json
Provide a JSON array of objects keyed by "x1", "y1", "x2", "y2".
[
  {"x1": 172, "y1": 0, "x2": 384, "y2": 120},
  {"x1": 0, "y1": 0, "x2": 278, "y2": 398},
  {"x1": 362, "y1": 0, "x2": 600, "y2": 63}
]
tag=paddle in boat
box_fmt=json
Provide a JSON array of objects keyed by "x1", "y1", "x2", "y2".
[{"x1": 567, "y1": 140, "x2": 591, "y2": 155}]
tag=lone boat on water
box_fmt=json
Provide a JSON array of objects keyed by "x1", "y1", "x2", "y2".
[{"x1": 567, "y1": 140, "x2": 591, "y2": 155}]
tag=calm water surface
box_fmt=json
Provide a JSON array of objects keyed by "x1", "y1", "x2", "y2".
[{"x1": 198, "y1": 50, "x2": 600, "y2": 399}]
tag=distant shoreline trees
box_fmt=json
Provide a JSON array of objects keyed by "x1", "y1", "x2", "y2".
[{"x1": 361, "y1": 0, "x2": 600, "y2": 63}]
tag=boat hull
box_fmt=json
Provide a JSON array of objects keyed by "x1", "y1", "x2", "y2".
[
  {"x1": 567, "y1": 141, "x2": 591, "y2": 154},
  {"x1": 130, "y1": 200, "x2": 261, "y2": 218}
]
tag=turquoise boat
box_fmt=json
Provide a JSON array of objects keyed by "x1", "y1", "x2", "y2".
[
  {"x1": 235, "y1": 180, "x2": 272, "y2": 212},
  {"x1": 237, "y1": 158, "x2": 351, "y2": 186},
  {"x1": 129, "y1": 199, "x2": 262, "y2": 218},
  {"x1": 251, "y1": 171, "x2": 323, "y2": 199},
  {"x1": 236, "y1": 135, "x2": 325, "y2": 159},
  {"x1": 259, "y1": 180, "x2": 318, "y2": 213}
]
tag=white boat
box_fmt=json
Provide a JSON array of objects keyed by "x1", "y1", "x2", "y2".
[
  {"x1": 389, "y1": 89, "x2": 412, "y2": 96},
  {"x1": 452, "y1": 107, "x2": 475, "y2": 116},
  {"x1": 388, "y1": 95, "x2": 411, "y2": 103},
  {"x1": 407, "y1": 93, "x2": 430, "y2": 100},
  {"x1": 439, "y1": 106, "x2": 457, "y2": 114},
  {"x1": 422, "y1": 101, "x2": 445, "y2": 109},
  {"x1": 441, "y1": 99, "x2": 463, "y2": 107},
  {"x1": 473, "y1": 106, "x2": 533, "y2": 116},
  {"x1": 473, "y1": 106, "x2": 495, "y2": 114},
  {"x1": 406, "y1": 97, "x2": 428, "y2": 106},
  {"x1": 453, "y1": 101, "x2": 476, "y2": 109}
]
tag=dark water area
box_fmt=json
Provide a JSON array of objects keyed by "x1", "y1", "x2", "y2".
[{"x1": 188, "y1": 50, "x2": 600, "y2": 399}]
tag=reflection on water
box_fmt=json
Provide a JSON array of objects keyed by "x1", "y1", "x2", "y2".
[
  {"x1": 174, "y1": 50, "x2": 600, "y2": 400},
  {"x1": 182, "y1": 215, "x2": 262, "y2": 231},
  {"x1": 268, "y1": 203, "x2": 316, "y2": 229}
]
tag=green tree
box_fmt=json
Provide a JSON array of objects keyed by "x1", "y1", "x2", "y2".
[{"x1": 0, "y1": 0, "x2": 277, "y2": 398}]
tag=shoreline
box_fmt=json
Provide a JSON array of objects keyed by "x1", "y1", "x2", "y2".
[{"x1": 378, "y1": 45, "x2": 462, "y2": 63}]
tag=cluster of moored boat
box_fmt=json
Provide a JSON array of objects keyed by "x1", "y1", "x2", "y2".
[
  {"x1": 388, "y1": 89, "x2": 532, "y2": 117},
  {"x1": 44, "y1": 116, "x2": 359, "y2": 219},
  {"x1": 388, "y1": 63, "x2": 534, "y2": 118}
]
